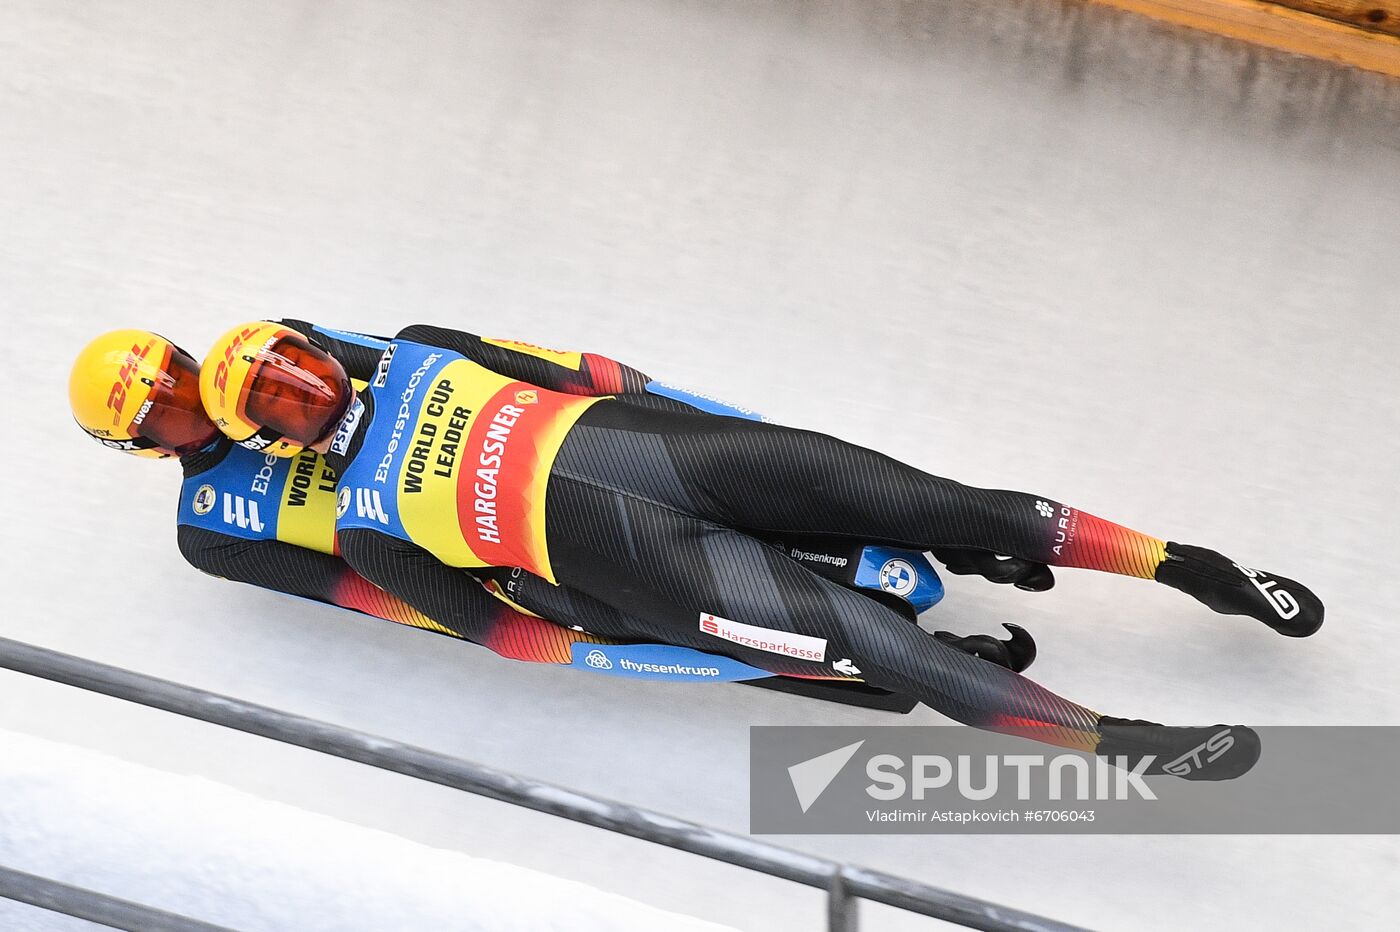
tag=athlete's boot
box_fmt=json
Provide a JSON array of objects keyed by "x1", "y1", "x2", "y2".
[
  {"x1": 1097, "y1": 717, "x2": 1262, "y2": 781},
  {"x1": 1154, "y1": 543, "x2": 1323, "y2": 637}
]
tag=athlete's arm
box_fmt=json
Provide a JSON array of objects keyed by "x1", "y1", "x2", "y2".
[
  {"x1": 178, "y1": 525, "x2": 604, "y2": 662},
  {"x1": 177, "y1": 524, "x2": 469, "y2": 636},
  {"x1": 395, "y1": 323, "x2": 652, "y2": 396},
  {"x1": 336, "y1": 528, "x2": 611, "y2": 661}
]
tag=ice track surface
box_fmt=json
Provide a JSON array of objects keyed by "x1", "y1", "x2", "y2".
[
  {"x1": 0, "y1": 730, "x2": 739, "y2": 932},
  {"x1": 1, "y1": 1, "x2": 1398, "y2": 930}
]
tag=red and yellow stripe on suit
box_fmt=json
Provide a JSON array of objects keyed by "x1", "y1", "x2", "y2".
[{"x1": 1045, "y1": 506, "x2": 1168, "y2": 579}]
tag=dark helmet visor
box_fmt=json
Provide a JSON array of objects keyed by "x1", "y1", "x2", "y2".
[
  {"x1": 133, "y1": 344, "x2": 220, "y2": 456},
  {"x1": 243, "y1": 334, "x2": 352, "y2": 447}
]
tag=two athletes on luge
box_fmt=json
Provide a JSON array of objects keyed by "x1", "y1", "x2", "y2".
[
  {"x1": 72, "y1": 320, "x2": 1324, "y2": 780},
  {"x1": 70, "y1": 322, "x2": 980, "y2": 702}
]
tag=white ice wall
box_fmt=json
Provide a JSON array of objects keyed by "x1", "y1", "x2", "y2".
[
  {"x1": 1, "y1": 2, "x2": 1398, "y2": 930},
  {"x1": 0, "y1": 729, "x2": 739, "y2": 932}
]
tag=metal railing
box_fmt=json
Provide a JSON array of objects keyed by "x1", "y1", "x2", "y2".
[
  {"x1": 0, "y1": 866, "x2": 234, "y2": 932},
  {"x1": 0, "y1": 637, "x2": 1085, "y2": 932}
]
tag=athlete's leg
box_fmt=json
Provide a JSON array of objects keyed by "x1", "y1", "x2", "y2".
[
  {"x1": 611, "y1": 392, "x2": 1055, "y2": 592},
  {"x1": 544, "y1": 472, "x2": 1260, "y2": 778},
  {"x1": 564, "y1": 401, "x2": 1322, "y2": 636}
]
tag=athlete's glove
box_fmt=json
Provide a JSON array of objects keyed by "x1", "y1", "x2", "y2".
[
  {"x1": 930, "y1": 547, "x2": 1054, "y2": 592},
  {"x1": 933, "y1": 623, "x2": 1037, "y2": 673},
  {"x1": 1154, "y1": 543, "x2": 1323, "y2": 638}
]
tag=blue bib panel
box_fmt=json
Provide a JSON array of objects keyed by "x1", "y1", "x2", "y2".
[
  {"x1": 332, "y1": 340, "x2": 451, "y2": 544},
  {"x1": 178, "y1": 444, "x2": 342, "y2": 554}
]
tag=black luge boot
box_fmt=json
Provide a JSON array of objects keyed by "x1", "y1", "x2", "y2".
[
  {"x1": 1097, "y1": 717, "x2": 1262, "y2": 780},
  {"x1": 1154, "y1": 542, "x2": 1323, "y2": 637}
]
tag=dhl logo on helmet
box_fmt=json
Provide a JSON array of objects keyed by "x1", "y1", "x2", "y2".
[
  {"x1": 203, "y1": 321, "x2": 336, "y2": 460},
  {"x1": 211, "y1": 324, "x2": 260, "y2": 406},
  {"x1": 106, "y1": 337, "x2": 158, "y2": 427},
  {"x1": 71, "y1": 329, "x2": 210, "y2": 459}
]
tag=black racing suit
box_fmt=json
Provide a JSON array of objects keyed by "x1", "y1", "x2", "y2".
[
  {"x1": 176, "y1": 321, "x2": 637, "y2": 666},
  {"x1": 177, "y1": 320, "x2": 909, "y2": 692},
  {"x1": 323, "y1": 324, "x2": 1323, "y2": 778}
]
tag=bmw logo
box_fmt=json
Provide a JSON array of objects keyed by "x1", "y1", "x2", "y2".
[
  {"x1": 336, "y1": 486, "x2": 351, "y2": 518},
  {"x1": 192, "y1": 484, "x2": 216, "y2": 515},
  {"x1": 878, "y1": 559, "x2": 918, "y2": 597}
]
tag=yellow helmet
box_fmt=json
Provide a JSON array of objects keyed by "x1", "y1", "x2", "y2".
[
  {"x1": 200, "y1": 321, "x2": 353, "y2": 459},
  {"x1": 69, "y1": 330, "x2": 218, "y2": 459}
]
